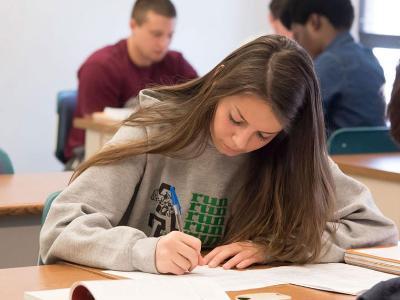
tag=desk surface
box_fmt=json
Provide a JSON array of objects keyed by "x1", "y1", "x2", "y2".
[
  {"x1": 74, "y1": 116, "x2": 120, "y2": 134},
  {"x1": 0, "y1": 172, "x2": 72, "y2": 216},
  {"x1": 0, "y1": 264, "x2": 354, "y2": 300},
  {"x1": 332, "y1": 152, "x2": 400, "y2": 182},
  {"x1": 0, "y1": 264, "x2": 113, "y2": 300}
]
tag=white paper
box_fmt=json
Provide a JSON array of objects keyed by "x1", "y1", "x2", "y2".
[
  {"x1": 354, "y1": 245, "x2": 400, "y2": 260},
  {"x1": 105, "y1": 263, "x2": 398, "y2": 296},
  {"x1": 24, "y1": 278, "x2": 229, "y2": 300},
  {"x1": 236, "y1": 263, "x2": 397, "y2": 295},
  {"x1": 71, "y1": 278, "x2": 228, "y2": 300},
  {"x1": 102, "y1": 107, "x2": 134, "y2": 120},
  {"x1": 24, "y1": 288, "x2": 69, "y2": 300},
  {"x1": 104, "y1": 265, "x2": 285, "y2": 291}
]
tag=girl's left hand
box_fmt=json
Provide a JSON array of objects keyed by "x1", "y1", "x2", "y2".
[{"x1": 203, "y1": 241, "x2": 268, "y2": 269}]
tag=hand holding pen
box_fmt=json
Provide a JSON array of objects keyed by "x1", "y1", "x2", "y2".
[{"x1": 154, "y1": 185, "x2": 204, "y2": 275}]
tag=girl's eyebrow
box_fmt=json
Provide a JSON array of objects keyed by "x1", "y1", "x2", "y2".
[{"x1": 234, "y1": 106, "x2": 280, "y2": 135}]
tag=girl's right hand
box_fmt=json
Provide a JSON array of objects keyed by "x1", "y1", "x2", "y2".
[{"x1": 155, "y1": 231, "x2": 203, "y2": 275}]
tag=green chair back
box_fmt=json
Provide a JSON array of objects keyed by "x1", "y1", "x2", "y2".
[
  {"x1": 0, "y1": 148, "x2": 14, "y2": 174},
  {"x1": 38, "y1": 191, "x2": 61, "y2": 265},
  {"x1": 41, "y1": 191, "x2": 62, "y2": 225},
  {"x1": 328, "y1": 126, "x2": 400, "y2": 155}
]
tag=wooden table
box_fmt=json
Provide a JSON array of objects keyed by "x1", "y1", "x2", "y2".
[
  {"x1": 332, "y1": 153, "x2": 400, "y2": 231},
  {"x1": 0, "y1": 171, "x2": 72, "y2": 216},
  {"x1": 0, "y1": 264, "x2": 354, "y2": 300},
  {"x1": 0, "y1": 264, "x2": 114, "y2": 300},
  {"x1": 74, "y1": 116, "x2": 120, "y2": 160},
  {"x1": 0, "y1": 172, "x2": 72, "y2": 268}
]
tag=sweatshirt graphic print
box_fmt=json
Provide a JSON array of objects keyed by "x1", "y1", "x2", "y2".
[{"x1": 149, "y1": 182, "x2": 228, "y2": 248}]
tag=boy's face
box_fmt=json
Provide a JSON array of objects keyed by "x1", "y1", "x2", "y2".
[
  {"x1": 291, "y1": 14, "x2": 325, "y2": 59},
  {"x1": 291, "y1": 22, "x2": 321, "y2": 58},
  {"x1": 210, "y1": 94, "x2": 283, "y2": 157},
  {"x1": 130, "y1": 10, "x2": 175, "y2": 64}
]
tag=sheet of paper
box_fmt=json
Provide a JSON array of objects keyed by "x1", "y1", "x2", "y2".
[
  {"x1": 104, "y1": 265, "x2": 286, "y2": 291},
  {"x1": 105, "y1": 263, "x2": 397, "y2": 295},
  {"x1": 24, "y1": 288, "x2": 69, "y2": 300},
  {"x1": 355, "y1": 246, "x2": 400, "y2": 260},
  {"x1": 238, "y1": 263, "x2": 397, "y2": 295},
  {"x1": 73, "y1": 278, "x2": 229, "y2": 300},
  {"x1": 24, "y1": 278, "x2": 229, "y2": 300}
]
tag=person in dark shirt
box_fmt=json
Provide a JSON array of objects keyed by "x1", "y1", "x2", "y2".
[
  {"x1": 388, "y1": 62, "x2": 400, "y2": 143},
  {"x1": 280, "y1": 0, "x2": 386, "y2": 136},
  {"x1": 65, "y1": 0, "x2": 197, "y2": 162}
]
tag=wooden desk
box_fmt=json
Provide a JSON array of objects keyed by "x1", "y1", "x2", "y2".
[
  {"x1": 0, "y1": 172, "x2": 72, "y2": 268},
  {"x1": 0, "y1": 171, "x2": 72, "y2": 216},
  {"x1": 74, "y1": 117, "x2": 120, "y2": 160},
  {"x1": 332, "y1": 153, "x2": 400, "y2": 231},
  {"x1": 0, "y1": 264, "x2": 354, "y2": 300},
  {"x1": 0, "y1": 264, "x2": 114, "y2": 300}
]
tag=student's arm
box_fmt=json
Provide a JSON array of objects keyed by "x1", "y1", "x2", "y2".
[
  {"x1": 319, "y1": 159, "x2": 399, "y2": 262},
  {"x1": 77, "y1": 62, "x2": 121, "y2": 115},
  {"x1": 40, "y1": 126, "x2": 156, "y2": 272}
]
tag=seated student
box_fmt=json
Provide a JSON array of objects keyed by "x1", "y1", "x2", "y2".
[
  {"x1": 65, "y1": 0, "x2": 197, "y2": 164},
  {"x1": 388, "y1": 62, "x2": 400, "y2": 143},
  {"x1": 281, "y1": 0, "x2": 386, "y2": 136},
  {"x1": 268, "y1": 0, "x2": 293, "y2": 38},
  {"x1": 40, "y1": 35, "x2": 398, "y2": 275}
]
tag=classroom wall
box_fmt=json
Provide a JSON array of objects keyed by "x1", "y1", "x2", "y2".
[
  {"x1": 0, "y1": 0, "x2": 360, "y2": 172},
  {"x1": 0, "y1": 0, "x2": 269, "y2": 172}
]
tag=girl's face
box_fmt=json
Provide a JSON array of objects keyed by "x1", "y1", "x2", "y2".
[{"x1": 210, "y1": 94, "x2": 283, "y2": 156}]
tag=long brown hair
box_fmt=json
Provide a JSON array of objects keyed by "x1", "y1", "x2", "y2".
[{"x1": 73, "y1": 35, "x2": 335, "y2": 263}]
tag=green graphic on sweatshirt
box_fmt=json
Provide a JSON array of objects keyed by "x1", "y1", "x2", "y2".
[{"x1": 183, "y1": 193, "x2": 228, "y2": 248}]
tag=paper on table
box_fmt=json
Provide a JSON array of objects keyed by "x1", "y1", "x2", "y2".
[
  {"x1": 24, "y1": 278, "x2": 229, "y2": 300},
  {"x1": 24, "y1": 288, "x2": 69, "y2": 300},
  {"x1": 105, "y1": 263, "x2": 397, "y2": 295},
  {"x1": 352, "y1": 245, "x2": 400, "y2": 260},
  {"x1": 71, "y1": 278, "x2": 229, "y2": 300},
  {"x1": 104, "y1": 265, "x2": 286, "y2": 292},
  {"x1": 242, "y1": 263, "x2": 397, "y2": 295}
]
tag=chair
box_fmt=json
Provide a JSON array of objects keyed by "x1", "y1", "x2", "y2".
[
  {"x1": 38, "y1": 190, "x2": 62, "y2": 265},
  {"x1": 55, "y1": 90, "x2": 77, "y2": 163},
  {"x1": 0, "y1": 148, "x2": 14, "y2": 174},
  {"x1": 41, "y1": 191, "x2": 62, "y2": 225},
  {"x1": 327, "y1": 126, "x2": 400, "y2": 155}
]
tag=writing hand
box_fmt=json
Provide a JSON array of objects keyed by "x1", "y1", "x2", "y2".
[
  {"x1": 155, "y1": 231, "x2": 203, "y2": 275},
  {"x1": 203, "y1": 241, "x2": 268, "y2": 269}
]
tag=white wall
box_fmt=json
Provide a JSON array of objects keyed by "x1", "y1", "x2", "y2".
[
  {"x1": 0, "y1": 0, "x2": 269, "y2": 172},
  {"x1": 0, "y1": 0, "x2": 361, "y2": 172}
]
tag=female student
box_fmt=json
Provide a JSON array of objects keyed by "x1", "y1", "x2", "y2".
[{"x1": 40, "y1": 35, "x2": 398, "y2": 275}]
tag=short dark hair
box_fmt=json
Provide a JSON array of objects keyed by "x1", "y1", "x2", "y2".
[
  {"x1": 281, "y1": 0, "x2": 354, "y2": 30},
  {"x1": 269, "y1": 0, "x2": 289, "y2": 19},
  {"x1": 131, "y1": 0, "x2": 176, "y2": 25},
  {"x1": 388, "y1": 62, "x2": 400, "y2": 143}
]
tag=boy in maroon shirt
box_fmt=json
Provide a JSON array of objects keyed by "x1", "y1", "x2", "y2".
[{"x1": 65, "y1": 0, "x2": 197, "y2": 162}]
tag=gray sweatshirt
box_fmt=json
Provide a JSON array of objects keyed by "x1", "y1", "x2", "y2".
[{"x1": 40, "y1": 90, "x2": 398, "y2": 273}]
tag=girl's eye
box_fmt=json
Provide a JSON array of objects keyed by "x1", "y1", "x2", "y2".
[{"x1": 229, "y1": 114, "x2": 242, "y2": 125}]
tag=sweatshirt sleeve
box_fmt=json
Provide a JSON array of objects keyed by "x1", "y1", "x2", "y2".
[
  {"x1": 39, "y1": 126, "x2": 160, "y2": 273},
  {"x1": 319, "y1": 159, "x2": 399, "y2": 262}
]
